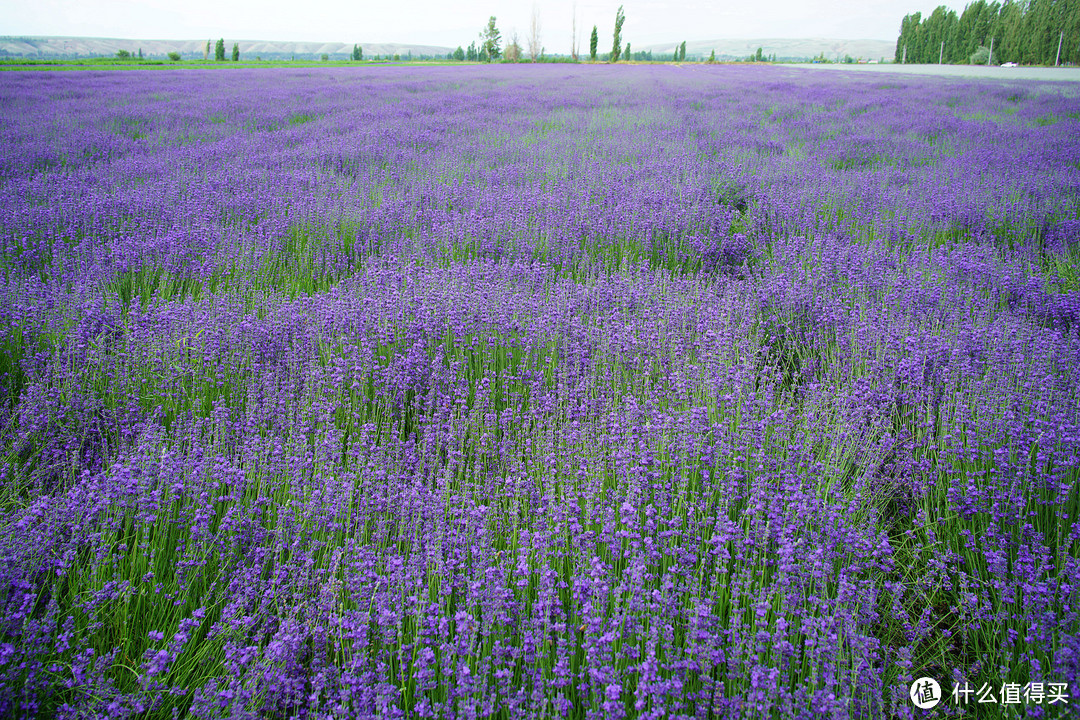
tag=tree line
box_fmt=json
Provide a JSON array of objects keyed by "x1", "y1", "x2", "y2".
[
  {"x1": 144, "y1": 7, "x2": 752, "y2": 66},
  {"x1": 896, "y1": 0, "x2": 1080, "y2": 65},
  {"x1": 115, "y1": 40, "x2": 239, "y2": 62},
  {"x1": 438, "y1": 7, "x2": 727, "y2": 64},
  {"x1": 142, "y1": 6, "x2": 765, "y2": 66}
]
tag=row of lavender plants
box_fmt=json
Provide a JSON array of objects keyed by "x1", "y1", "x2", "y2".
[{"x1": 0, "y1": 64, "x2": 1078, "y2": 718}]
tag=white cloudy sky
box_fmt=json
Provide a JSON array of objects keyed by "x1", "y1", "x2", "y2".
[{"x1": 2, "y1": 0, "x2": 950, "y2": 47}]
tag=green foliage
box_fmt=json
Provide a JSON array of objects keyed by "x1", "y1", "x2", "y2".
[
  {"x1": 352, "y1": 44, "x2": 363, "y2": 61},
  {"x1": 610, "y1": 5, "x2": 625, "y2": 62},
  {"x1": 115, "y1": 49, "x2": 131, "y2": 60},
  {"x1": 589, "y1": 26, "x2": 598, "y2": 61},
  {"x1": 214, "y1": 38, "x2": 225, "y2": 62},
  {"x1": 1042, "y1": 240, "x2": 1080, "y2": 294},
  {"x1": 287, "y1": 112, "x2": 318, "y2": 126},
  {"x1": 504, "y1": 38, "x2": 522, "y2": 62},
  {"x1": 231, "y1": 43, "x2": 239, "y2": 62},
  {"x1": 482, "y1": 16, "x2": 502, "y2": 60},
  {"x1": 453, "y1": 46, "x2": 465, "y2": 61},
  {"x1": 0, "y1": 326, "x2": 37, "y2": 424},
  {"x1": 167, "y1": 51, "x2": 181, "y2": 62}
]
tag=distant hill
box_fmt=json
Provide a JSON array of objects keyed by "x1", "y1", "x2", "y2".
[
  {"x1": 642, "y1": 38, "x2": 896, "y2": 62},
  {"x1": 0, "y1": 36, "x2": 453, "y2": 60},
  {"x1": 0, "y1": 35, "x2": 896, "y2": 64}
]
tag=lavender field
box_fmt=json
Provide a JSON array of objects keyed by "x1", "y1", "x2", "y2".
[{"x1": 0, "y1": 64, "x2": 1078, "y2": 719}]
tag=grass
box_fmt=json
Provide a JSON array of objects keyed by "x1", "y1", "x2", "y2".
[{"x1": 1041, "y1": 242, "x2": 1080, "y2": 294}]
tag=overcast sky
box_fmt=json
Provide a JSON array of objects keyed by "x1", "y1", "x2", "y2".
[{"x1": 2, "y1": 0, "x2": 950, "y2": 48}]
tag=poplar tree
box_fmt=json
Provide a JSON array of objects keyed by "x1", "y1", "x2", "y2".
[
  {"x1": 590, "y1": 26, "x2": 598, "y2": 60},
  {"x1": 232, "y1": 43, "x2": 239, "y2": 61},
  {"x1": 611, "y1": 5, "x2": 625, "y2": 61},
  {"x1": 214, "y1": 38, "x2": 226, "y2": 61}
]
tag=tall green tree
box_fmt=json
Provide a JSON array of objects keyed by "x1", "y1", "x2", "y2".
[
  {"x1": 956, "y1": 2, "x2": 983, "y2": 60},
  {"x1": 919, "y1": 6, "x2": 955, "y2": 63},
  {"x1": 679, "y1": 41, "x2": 687, "y2": 61},
  {"x1": 998, "y1": 0, "x2": 1023, "y2": 63},
  {"x1": 1027, "y1": 0, "x2": 1057, "y2": 65},
  {"x1": 589, "y1": 25, "x2": 598, "y2": 60},
  {"x1": 231, "y1": 42, "x2": 239, "y2": 62},
  {"x1": 1066, "y1": 0, "x2": 1080, "y2": 65},
  {"x1": 611, "y1": 5, "x2": 626, "y2": 62},
  {"x1": 453, "y1": 46, "x2": 465, "y2": 61},
  {"x1": 214, "y1": 38, "x2": 226, "y2": 61},
  {"x1": 896, "y1": 12, "x2": 921, "y2": 61},
  {"x1": 481, "y1": 16, "x2": 502, "y2": 60},
  {"x1": 896, "y1": 14, "x2": 907, "y2": 62},
  {"x1": 974, "y1": 1, "x2": 996, "y2": 54},
  {"x1": 912, "y1": 11, "x2": 926, "y2": 60}
]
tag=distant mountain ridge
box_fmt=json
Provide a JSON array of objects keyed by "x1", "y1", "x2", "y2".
[
  {"x1": 0, "y1": 36, "x2": 453, "y2": 59},
  {"x1": 642, "y1": 37, "x2": 896, "y2": 62}
]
